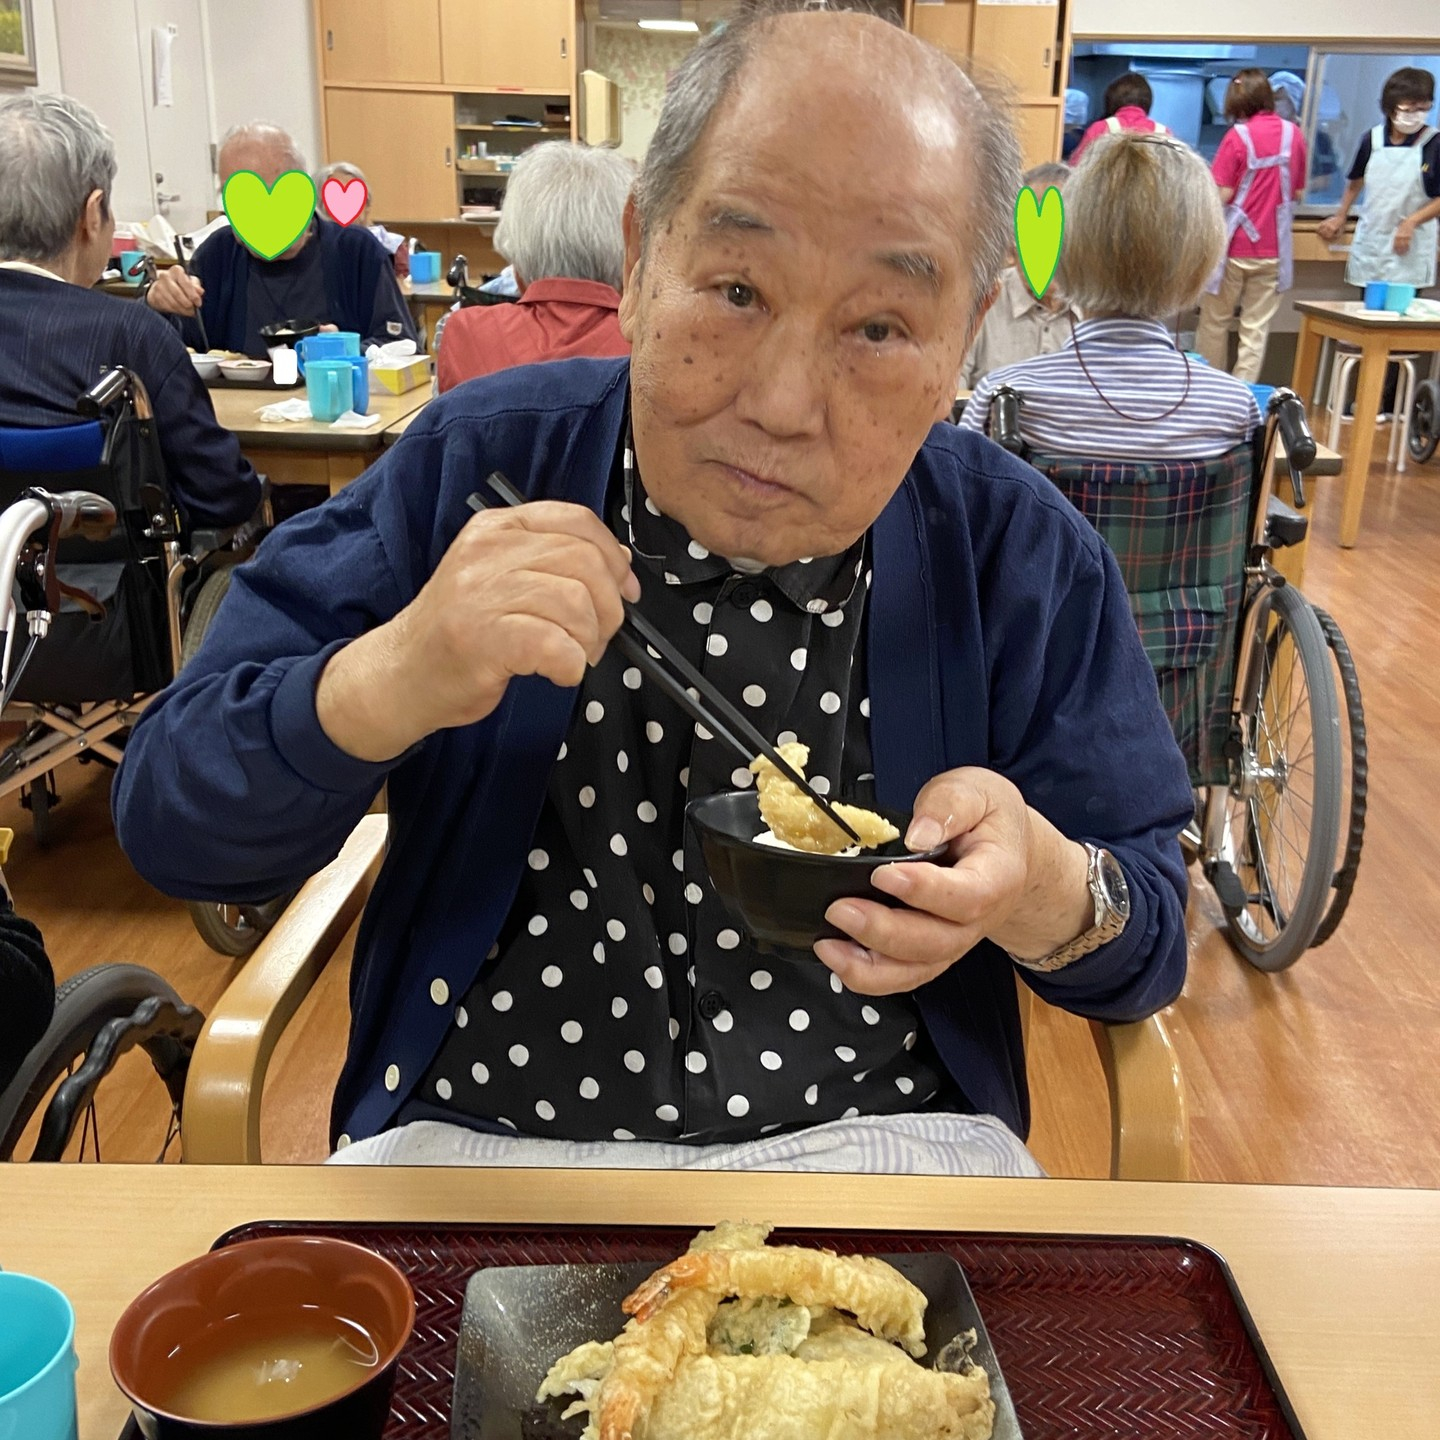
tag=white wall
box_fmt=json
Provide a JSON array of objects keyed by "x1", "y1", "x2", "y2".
[
  {"x1": 1073, "y1": 0, "x2": 1440, "y2": 40},
  {"x1": 28, "y1": 0, "x2": 61, "y2": 89}
]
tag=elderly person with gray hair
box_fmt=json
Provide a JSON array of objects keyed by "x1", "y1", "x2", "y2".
[
  {"x1": 437, "y1": 141, "x2": 635, "y2": 393},
  {"x1": 317, "y1": 161, "x2": 413, "y2": 280},
  {"x1": 116, "y1": 2, "x2": 1191, "y2": 1174},
  {"x1": 146, "y1": 123, "x2": 417, "y2": 357},
  {"x1": 960, "y1": 132, "x2": 1261, "y2": 456},
  {"x1": 0, "y1": 93, "x2": 259, "y2": 527}
]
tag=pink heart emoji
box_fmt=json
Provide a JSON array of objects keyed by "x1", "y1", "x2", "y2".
[{"x1": 321, "y1": 176, "x2": 368, "y2": 227}]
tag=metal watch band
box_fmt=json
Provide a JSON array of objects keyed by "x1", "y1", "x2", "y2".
[{"x1": 1013, "y1": 844, "x2": 1128, "y2": 974}]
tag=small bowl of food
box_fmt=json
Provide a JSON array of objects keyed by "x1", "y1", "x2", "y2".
[
  {"x1": 218, "y1": 358, "x2": 272, "y2": 386},
  {"x1": 188, "y1": 353, "x2": 221, "y2": 382},
  {"x1": 688, "y1": 744, "x2": 948, "y2": 954},
  {"x1": 110, "y1": 1235, "x2": 415, "y2": 1440}
]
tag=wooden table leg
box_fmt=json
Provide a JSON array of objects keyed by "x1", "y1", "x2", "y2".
[
  {"x1": 1338, "y1": 336, "x2": 1389, "y2": 548},
  {"x1": 327, "y1": 454, "x2": 369, "y2": 496},
  {"x1": 1291, "y1": 316, "x2": 1323, "y2": 411}
]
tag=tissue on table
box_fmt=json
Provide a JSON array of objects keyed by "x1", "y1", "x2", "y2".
[
  {"x1": 330, "y1": 410, "x2": 382, "y2": 429},
  {"x1": 365, "y1": 339, "x2": 429, "y2": 395},
  {"x1": 257, "y1": 399, "x2": 313, "y2": 424}
]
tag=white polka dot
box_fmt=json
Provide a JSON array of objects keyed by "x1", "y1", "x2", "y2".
[
  {"x1": 430, "y1": 978, "x2": 450, "y2": 1005},
  {"x1": 896, "y1": 1075, "x2": 916, "y2": 1095},
  {"x1": 584, "y1": 868, "x2": 598, "y2": 888},
  {"x1": 579, "y1": 786, "x2": 596, "y2": 808},
  {"x1": 646, "y1": 721, "x2": 664, "y2": 743},
  {"x1": 622, "y1": 667, "x2": 642, "y2": 690},
  {"x1": 804, "y1": 1084, "x2": 819, "y2": 1105},
  {"x1": 761, "y1": 1122, "x2": 782, "y2": 1135},
  {"x1": 498, "y1": 1117, "x2": 516, "y2": 1130},
  {"x1": 336, "y1": 1134, "x2": 351, "y2": 1149},
  {"x1": 664, "y1": 572, "x2": 680, "y2": 586},
  {"x1": 668, "y1": 932, "x2": 687, "y2": 955},
  {"x1": 637, "y1": 800, "x2": 658, "y2": 823},
  {"x1": 536, "y1": 1100, "x2": 555, "y2": 1121},
  {"x1": 471, "y1": 1062, "x2": 489, "y2": 1084},
  {"x1": 860, "y1": 697, "x2": 871, "y2": 718},
  {"x1": 799, "y1": 556, "x2": 814, "y2": 565},
  {"x1": 865, "y1": 569, "x2": 873, "y2": 588},
  {"x1": 835, "y1": 1045, "x2": 857, "y2": 1062},
  {"x1": 820, "y1": 691, "x2": 841, "y2": 714},
  {"x1": 487, "y1": 943, "x2": 499, "y2": 961},
  {"x1": 616, "y1": 750, "x2": 629, "y2": 775},
  {"x1": 904, "y1": 1030, "x2": 918, "y2": 1051},
  {"x1": 643, "y1": 883, "x2": 656, "y2": 905},
  {"x1": 645, "y1": 496, "x2": 661, "y2": 516},
  {"x1": 668, "y1": 1017, "x2": 681, "y2": 1039},
  {"x1": 580, "y1": 1077, "x2": 600, "y2": 1100},
  {"x1": 528, "y1": 848, "x2": 549, "y2": 870},
  {"x1": 712, "y1": 1008, "x2": 734, "y2": 1033},
  {"x1": 695, "y1": 722, "x2": 714, "y2": 742},
  {"x1": 679, "y1": 767, "x2": 690, "y2": 787},
  {"x1": 831, "y1": 972, "x2": 845, "y2": 994},
  {"x1": 492, "y1": 990, "x2": 513, "y2": 1012},
  {"x1": 717, "y1": 929, "x2": 740, "y2": 950},
  {"x1": 789, "y1": 648, "x2": 807, "y2": 671},
  {"x1": 558, "y1": 742, "x2": 568, "y2": 761},
  {"x1": 777, "y1": 730, "x2": 798, "y2": 747},
  {"x1": 731, "y1": 766, "x2": 754, "y2": 788},
  {"x1": 528, "y1": 914, "x2": 548, "y2": 936},
  {"x1": 761, "y1": 1050, "x2": 783, "y2": 1071},
  {"x1": 822, "y1": 608, "x2": 845, "y2": 628},
  {"x1": 612, "y1": 996, "x2": 628, "y2": 1019},
  {"x1": 656, "y1": 1104, "x2": 679, "y2": 1122},
  {"x1": 789, "y1": 1008, "x2": 811, "y2": 1032},
  {"x1": 672, "y1": 850, "x2": 685, "y2": 872},
  {"x1": 621, "y1": 504, "x2": 631, "y2": 524},
  {"x1": 624, "y1": 1049, "x2": 646, "y2": 1073},
  {"x1": 742, "y1": 684, "x2": 766, "y2": 707},
  {"x1": 570, "y1": 889, "x2": 589, "y2": 910},
  {"x1": 689, "y1": 540, "x2": 710, "y2": 560},
  {"x1": 750, "y1": 969, "x2": 772, "y2": 990},
  {"x1": 687, "y1": 966, "x2": 697, "y2": 986},
  {"x1": 384, "y1": 1064, "x2": 400, "y2": 1091},
  {"x1": 541, "y1": 965, "x2": 563, "y2": 988},
  {"x1": 613, "y1": 1128, "x2": 636, "y2": 1141},
  {"x1": 607, "y1": 918, "x2": 626, "y2": 941},
  {"x1": 593, "y1": 942, "x2": 606, "y2": 964},
  {"x1": 685, "y1": 883, "x2": 703, "y2": 904},
  {"x1": 842, "y1": 1106, "x2": 860, "y2": 1119},
  {"x1": 693, "y1": 601, "x2": 713, "y2": 625},
  {"x1": 561, "y1": 1020, "x2": 583, "y2": 1043},
  {"x1": 610, "y1": 833, "x2": 628, "y2": 856},
  {"x1": 811, "y1": 776, "x2": 831, "y2": 795},
  {"x1": 750, "y1": 598, "x2": 773, "y2": 622},
  {"x1": 455, "y1": 1005, "x2": 469, "y2": 1028},
  {"x1": 861, "y1": 1005, "x2": 881, "y2": 1025},
  {"x1": 509, "y1": 1044, "x2": 529, "y2": 1066},
  {"x1": 435, "y1": 1077, "x2": 452, "y2": 1101},
  {"x1": 807, "y1": 599, "x2": 828, "y2": 614},
  {"x1": 585, "y1": 701, "x2": 605, "y2": 723},
  {"x1": 685, "y1": 1051, "x2": 708, "y2": 1074},
  {"x1": 644, "y1": 966, "x2": 665, "y2": 990},
  {"x1": 727, "y1": 1094, "x2": 750, "y2": 1118},
  {"x1": 706, "y1": 634, "x2": 728, "y2": 657}
]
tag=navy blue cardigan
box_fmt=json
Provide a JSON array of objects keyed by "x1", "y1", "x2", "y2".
[{"x1": 113, "y1": 358, "x2": 1193, "y2": 1145}]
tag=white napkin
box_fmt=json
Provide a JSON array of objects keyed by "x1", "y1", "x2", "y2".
[
  {"x1": 330, "y1": 410, "x2": 382, "y2": 429},
  {"x1": 257, "y1": 399, "x2": 313, "y2": 423},
  {"x1": 364, "y1": 339, "x2": 419, "y2": 364}
]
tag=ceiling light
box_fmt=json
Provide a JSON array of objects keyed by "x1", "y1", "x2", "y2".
[{"x1": 638, "y1": 19, "x2": 700, "y2": 31}]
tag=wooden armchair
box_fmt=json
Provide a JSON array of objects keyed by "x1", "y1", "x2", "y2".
[{"x1": 182, "y1": 816, "x2": 1188, "y2": 1179}]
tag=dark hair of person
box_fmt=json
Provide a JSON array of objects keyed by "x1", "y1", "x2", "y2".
[
  {"x1": 1224, "y1": 69, "x2": 1275, "y2": 123},
  {"x1": 1103, "y1": 73, "x2": 1153, "y2": 118},
  {"x1": 1381, "y1": 67, "x2": 1435, "y2": 119}
]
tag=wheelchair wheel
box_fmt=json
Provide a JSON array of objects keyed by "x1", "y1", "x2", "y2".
[
  {"x1": 0, "y1": 964, "x2": 202, "y2": 1161},
  {"x1": 1309, "y1": 608, "x2": 1367, "y2": 947},
  {"x1": 1218, "y1": 583, "x2": 1343, "y2": 972},
  {"x1": 180, "y1": 566, "x2": 233, "y2": 670},
  {"x1": 1408, "y1": 379, "x2": 1438, "y2": 464}
]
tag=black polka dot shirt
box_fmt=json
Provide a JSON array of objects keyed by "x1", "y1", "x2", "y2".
[{"x1": 412, "y1": 439, "x2": 955, "y2": 1142}]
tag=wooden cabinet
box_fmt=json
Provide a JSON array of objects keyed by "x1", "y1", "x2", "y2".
[
  {"x1": 910, "y1": 1, "x2": 974, "y2": 60},
  {"x1": 440, "y1": 0, "x2": 572, "y2": 93},
  {"x1": 319, "y1": 0, "x2": 442, "y2": 85},
  {"x1": 324, "y1": 90, "x2": 457, "y2": 219},
  {"x1": 971, "y1": 4, "x2": 1060, "y2": 103},
  {"x1": 1014, "y1": 103, "x2": 1062, "y2": 170}
]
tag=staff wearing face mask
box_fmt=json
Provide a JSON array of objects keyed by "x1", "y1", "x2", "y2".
[{"x1": 1317, "y1": 67, "x2": 1439, "y2": 292}]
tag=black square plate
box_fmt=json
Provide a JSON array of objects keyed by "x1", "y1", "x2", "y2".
[{"x1": 450, "y1": 1253, "x2": 1022, "y2": 1439}]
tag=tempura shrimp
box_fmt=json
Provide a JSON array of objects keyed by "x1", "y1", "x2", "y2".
[{"x1": 750, "y1": 743, "x2": 899, "y2": 854}]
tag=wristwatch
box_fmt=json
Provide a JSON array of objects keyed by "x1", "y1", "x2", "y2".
[{"x1": 1015, "y1": 843, "x2": 1130, "y2": 973}]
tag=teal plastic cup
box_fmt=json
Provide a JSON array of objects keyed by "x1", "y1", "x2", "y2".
[{"x1": 0, "y1": 1274, "x2": 78, "y2": 1440}]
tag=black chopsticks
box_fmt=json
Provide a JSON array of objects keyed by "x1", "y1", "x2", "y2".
[
  {"x1": 468, "y1": 473, "x2": 864, "y2": 846},
  {"x1": 173, "y1": 237, "x2": 211, "y2": 354}
]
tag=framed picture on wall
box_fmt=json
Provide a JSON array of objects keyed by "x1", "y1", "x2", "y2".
[{"x1": 0, "y1": 0, "x2": 37, "y2": 86}]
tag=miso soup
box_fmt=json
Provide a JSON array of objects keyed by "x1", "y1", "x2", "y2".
[{"x1": 160, "y1": 1310, "x2": 380, "y2": 1422}]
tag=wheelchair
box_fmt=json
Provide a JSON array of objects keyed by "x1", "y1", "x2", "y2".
[
  {"x1": 0, "y1": 367, "x2": 286, "y2": 956},
  {"x1": 432, "y1": 253, "x2": 520, "y2": 360},
  {"x1": 1409, "y1": 377, "x2": 1439, "y2": 465},
  {"x1": 989, "y1": 384, "x2": 1366, "y2": 971}
]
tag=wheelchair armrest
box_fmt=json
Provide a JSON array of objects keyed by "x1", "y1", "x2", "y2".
[
  {"x1": 1264, "y1": 494, "x2": 1309, "y2": 551},
  {"x1": 1089, "y1": 1014, "x2": 1190, "y2": 1181},
  {"x1": 181, "y1": 814, "x2": 388, "y2": 1164},
  {"x1": 189, "y1": 481, "x2": 273, "y2": 556}
]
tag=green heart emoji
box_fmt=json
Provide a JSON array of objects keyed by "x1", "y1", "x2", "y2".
[
  {"x1": 1014, "y1": 185, "x2": 1065, "y2": 301},
  {"x1": 222, "y1": 170, "x2": 317, "y2": 261}
]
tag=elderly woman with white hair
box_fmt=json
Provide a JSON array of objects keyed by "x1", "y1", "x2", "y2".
[
  {"x1": 960, "y1": 131, "x2": 1261, "y2": 457},
  {"x1": 437, "y1": 141, "x2": 636, "y2": 392},
  {"x1": 317, "y1": 161, "x2": 413, "y2": 281}
]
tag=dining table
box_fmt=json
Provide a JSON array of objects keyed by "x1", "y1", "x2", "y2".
[
  {"x1": 0, "y1": 1166, "x2": 1434, "y2": 1440},
  {"x1": 1290, "y1": 298, "x2": 1440, "y2": 549},
  {"x1": 401, "y1": 278, "x2": 457, "y2": 350}
]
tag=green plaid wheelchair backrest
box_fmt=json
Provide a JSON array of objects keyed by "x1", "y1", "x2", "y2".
[{"x1": 1028, "y1": 444, "x2": 1255, "y2": 788}]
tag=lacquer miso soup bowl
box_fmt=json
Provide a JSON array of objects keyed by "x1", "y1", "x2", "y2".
[
  {"x1": 688, "y1": 790, "x2": 948, "y2": 954},
  {"x1": 110, "y1": 1236, "x2": 415, "y2": 1440}
]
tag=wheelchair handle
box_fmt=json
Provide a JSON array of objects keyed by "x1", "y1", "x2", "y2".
[
  {"x1": 77, "y1": 366, "x2": 132, "y2": 417},
  {"x1": 1269, "y1": 387, "x2": 1315, "y2": 509},
  {"x1": 991, "y1": 384, "x2": 1025, "y2": 455},
  {"x1": 446, "y1": 253, "x2": 469, "y2": 289}
]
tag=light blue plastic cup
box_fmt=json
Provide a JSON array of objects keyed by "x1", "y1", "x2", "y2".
[
  {"x1": 306, "y1": 358, "x2": 353, "y2": 422},
  {"x1": 1385, "y1": 283, "x2": 1417, "y2": 313},
  {"x1": 409, "y1": 250, "x2": 441, "y2": 284},
  {"x1": 0, "y1": 1274, "x2": 78, "y2": 1440},
  {"x1": 119, "y1": 250, "x2": 147, "y2": 285}
]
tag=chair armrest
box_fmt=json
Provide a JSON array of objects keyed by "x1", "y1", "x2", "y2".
[
  {"x1": 1089, "y1": 1014, "x2": 1190, "y2": 1181},
  {"x1": 181, "y1": 815, "x2": 388, "y2": 1164}
]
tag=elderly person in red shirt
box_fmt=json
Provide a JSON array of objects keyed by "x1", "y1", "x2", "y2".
[{"x1": 437, "y1": 142, "x2": 635, "y2": 392}]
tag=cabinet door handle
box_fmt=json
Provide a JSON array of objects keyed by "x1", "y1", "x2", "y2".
[
  {"x1": 326, "y1": 28, "x2": 334, "y2": 51},
  {"x1": 445, "y1": 146, "x2": 452, "y2": 167},
  {"x1": 561, "y1": 37, "x2": 567, "y2": 59},
  {"x1": 1043, "y1": 46, "x2": 1051, "y2": 69}
]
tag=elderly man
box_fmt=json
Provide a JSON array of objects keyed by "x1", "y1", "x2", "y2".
[
  {"x1": 437, "y1": 142, "x2": 635, "y2": 392},
  {"x1": 147, "y1": 123, "x2": 418, "y2": 358},
  {"x1": 0, "y1": 94, "x2": 260, "y2": 528},
  {"x1": 115, "y1": 2, "x2": 1192, "y2": 1171}
]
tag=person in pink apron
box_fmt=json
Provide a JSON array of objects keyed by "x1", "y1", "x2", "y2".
[
  {"x1": 1071, "y1": 73, "x2": 1171, "y2": 163},
  {"x1": 1196, "y1": 70, "x2": 1307, "y2": 382}
]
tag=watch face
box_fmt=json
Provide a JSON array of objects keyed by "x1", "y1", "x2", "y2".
[{"x1": 1097, "y1": 848, "x2": 1131, "y2": 920}]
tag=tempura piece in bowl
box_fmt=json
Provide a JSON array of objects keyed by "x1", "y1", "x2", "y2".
[{"x1": 750, "y1": 743, "x2": 900, "y2": 855}]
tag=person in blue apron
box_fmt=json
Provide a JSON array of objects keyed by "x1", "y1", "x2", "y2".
[{"x1": 1196, "y1": 70, "x2": 1307, "y2": 382}]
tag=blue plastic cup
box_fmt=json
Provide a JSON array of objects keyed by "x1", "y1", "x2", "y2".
[
  {"x1": 0, "y1": 1274, "x2": 78, "y2": 1440},
  {"x1": 347, "y1": 354, "x2": 371, "y2": 412},
  {"x1": 1385, "y1": 283, "x2": 1417, "y2": 313},
  {"x1": 409, "y1": 250, "x2": 441, "y2": 284},
  {"x1": 1363, "y1": 280, "x2": 1388, "y2": 310},
  {"x1": 306, "y1": 358, "x2": 354, "y2": 422},
  {"x1": 119, "y1": 250, "x2": 147, "y2": 285},
  {"x1": 295, "y1": 331, "x2": 362, "y2": 374}
]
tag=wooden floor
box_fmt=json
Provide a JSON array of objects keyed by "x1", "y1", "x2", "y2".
[{"x1": 5, "y1": 437, "x2": 1439, "y2": 1185}]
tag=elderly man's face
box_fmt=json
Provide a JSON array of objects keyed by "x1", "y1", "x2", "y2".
[
  {"x1": 620, "y1": 18, "x2": 982, "y2": 567},
  {"x1": 220, "y1": 139, "x2": 311, "y2": 261}
]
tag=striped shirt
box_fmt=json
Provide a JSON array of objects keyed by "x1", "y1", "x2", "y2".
[{"x1": 959, "y1": 318, "x2": 1261, "y2": 461}]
